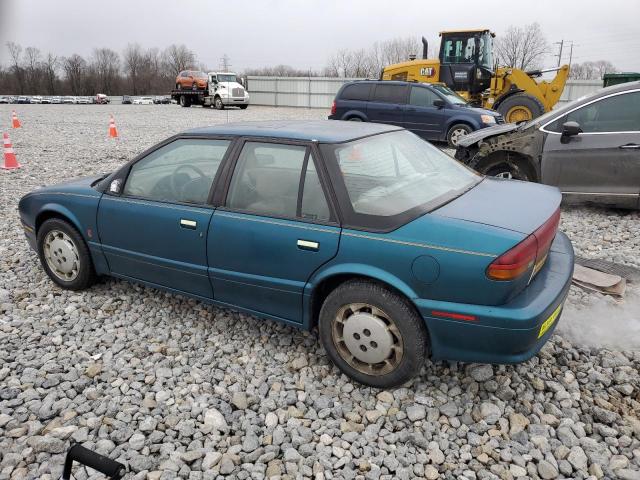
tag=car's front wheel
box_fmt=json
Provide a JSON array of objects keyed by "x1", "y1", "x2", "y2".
[
  {"x1": 319, "y1": 280, "x2": 428, "y2": 388},
  {"x1": 37, "y1": 218, "x2": 96, "y2": 290},
  {"x1": 214, "y1": 96, "x2": 225, "y2": 110},
  {"x1": 447, "y1": 123, "x2": 473, "y2": 147}
]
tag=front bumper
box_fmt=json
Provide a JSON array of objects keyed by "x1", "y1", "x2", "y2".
[
  {"x1": 221, "y1": 96, "x2": 249, "y2": 105},
  {"x1": 21, "y1": 219, "x2": 37, "y2": 251},
  {"x1": 416, "y1": 231, "x2": 574, "y2": 364}
]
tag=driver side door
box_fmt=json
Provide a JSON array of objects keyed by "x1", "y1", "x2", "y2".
[{"x1": 97, "y1": 137, "x2": 232, "y2": 298}]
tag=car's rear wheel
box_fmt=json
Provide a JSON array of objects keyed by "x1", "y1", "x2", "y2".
[
  {"x1": 348, "y1": 116, "x2": 363, "y2": 121},
  {"x1": 179, "y1": 95, "x2": 191, "y2": 108},
  {"x1": 319, "y1": 280, "x2": 428, "y2": 388},
  {"x1": 37, "y1": 218, "x2": 96, "y2": 290},
  {"x1": 239, "y1": 105, "x2": 248, "y2": 110},
  {"x1": 447, "y1": 123, "x2": 473, "y2": 147}
]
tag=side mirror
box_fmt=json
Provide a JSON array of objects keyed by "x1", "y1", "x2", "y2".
[
  {"x1": 433, "y1": 99, "x2": 446, "y2": 108},
  {"x1": 560, "y1": 121, "x2": 582, "y2": 143}
]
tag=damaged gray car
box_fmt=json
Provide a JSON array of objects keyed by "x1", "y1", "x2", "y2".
[{"x1": 455, "y1": 81, "x2": 640, "y2": 209}]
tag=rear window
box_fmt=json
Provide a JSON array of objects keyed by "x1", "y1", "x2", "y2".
[
  {"x1": 371, "y1": 84, "x2": 407, "y2": 104},
  {"x1": 341, "y1": 83, "x2": 372, "y2": 101},
  {"x1": 321, "y1": 130, "x2": 479, "y2": 227}
]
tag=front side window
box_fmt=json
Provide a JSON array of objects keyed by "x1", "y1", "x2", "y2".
[
  {"x1": 227, "y1": 142, "x2": 330, "y2": 221},
  {"x1": 409, "y1": 87, "x2": 438, "y2": 107},
  {"x1": 123, "y1": 139, "x2": 230, "y2": 204},
  {"x1": 322, "y1": 130, "x2": 479, "y2": 219},
  {"x1": 556, "y1": 91, "x2": 640, "y2": 133}
]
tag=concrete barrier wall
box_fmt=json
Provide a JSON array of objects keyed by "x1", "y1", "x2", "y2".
[{"x1": 246, "y1": 76, "x2": 606, "y2": 108}]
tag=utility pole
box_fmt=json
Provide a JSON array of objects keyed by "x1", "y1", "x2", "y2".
[
  {"x1": 568, "y1": 42, "x2": 576, "y2": 68},
  {"x1": 554, "y1": 40, "x2": 564, "y2": 67},
  {"x1": 220, "y1": 54, "x2": 231, "y2": 71}
]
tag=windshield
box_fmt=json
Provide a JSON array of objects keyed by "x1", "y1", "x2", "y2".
[
  {"x1": 194, "y1": 71, "x2": 206, "y2": 78},
  {"x1": 431, "y1": 84, "x2": 467, "y2": 105},
  {"x1": 323, "y1": 130, "x2": 479, "y2": 219},
  {"x1": 218, "y1": 74, "x2": 237, "y2": 83},
  {"x1": 478, "y1": 32, "x2": 493, "y2": 68}
]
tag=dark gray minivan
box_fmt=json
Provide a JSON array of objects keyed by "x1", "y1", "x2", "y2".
[{"x1": 328, "y1": 80, "x2": 502, "y2": 147}]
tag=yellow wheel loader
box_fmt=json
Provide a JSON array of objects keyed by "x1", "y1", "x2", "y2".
[{"x1": 381, "y1": 29, "x2": 569, "y2": 123}]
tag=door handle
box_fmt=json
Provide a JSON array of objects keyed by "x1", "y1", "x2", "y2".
[
  {"x1": 180, "y1": 219, "x2": 197, "y2": 229},
  {"x1": 297, "y1": 239, "x2": 319, "y2": 251},
  {"x1": 619, "y1": 144, "x2": 640, "y2": 149}
]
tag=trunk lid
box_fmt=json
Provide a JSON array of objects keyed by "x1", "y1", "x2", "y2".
[{"x1": 432, "y1": 177, "x2": 562, "y2": 235}]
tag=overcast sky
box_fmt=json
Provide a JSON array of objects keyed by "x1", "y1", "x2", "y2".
[{"x1": 1, "y1": 0, "x2": 639, "y2": 72}]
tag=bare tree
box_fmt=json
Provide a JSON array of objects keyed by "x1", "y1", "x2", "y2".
[
  {"x1": 63, "y1": 54, "x2": 87, "y2": 95},
  {"x1": 6, "y1": 41, "x2": 25, "y2": 94},
  {"x1": 495, "y1": 23, "x2": 549, "y2": 70},
  {"x1": 162, "y1": 44, "x2": 196, "y2": 79},
  {"x1": 325, "y1": 36, "x2": 422, "y2": 78},
  {"x1": 123, "y1": 43, "x2": 144, "y2": 95},
  {"x1": 24, "y1": 47, "x2": 42, "y2": 93},
  {"x1": 92, "y1": 48, "x2": 120, "y2": 94},
  {"x1": 569, "y1": 60, "x2": 618, "y2": 80},
  {"x1": 43, "y1": 52, "x2": 59, "y2": 94}
]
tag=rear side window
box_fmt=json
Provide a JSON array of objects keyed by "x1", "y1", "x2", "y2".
[
  {"x1": 340, "y1": 84, "x2": 372, "y2": 101},
  {"x1": 409, "y1": 87, "x2": 439, "y2": 107},
  {"x1": 371, "y1": 84, "x2": 407, "y2": 104}
]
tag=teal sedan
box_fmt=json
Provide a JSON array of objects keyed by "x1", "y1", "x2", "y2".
[{"x1": 18, "y1": 121, "x2": 574, "y2": 387}]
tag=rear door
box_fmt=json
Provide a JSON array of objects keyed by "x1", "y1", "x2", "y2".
[
  {"x1": 366, "y1": 83, "x2": 409, "y2": 127},
  {"x1": 541, "y1": 89, "x2": 640, "y2": 208},
  {"x1": 207, "y1": 140, "x2": 340, "y2": 323},
  {"x1": 403, "y1": 86, "x2": 446, "y2": 140},
  {"x1": 97, "y1": 138, "x2": 232, "y2": 298}
]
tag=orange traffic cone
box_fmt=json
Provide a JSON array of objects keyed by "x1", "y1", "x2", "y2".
[
  {"x1": 108, "y1": 115, "x2": 118, "y2": 138},
  {"x1": 2, "y1": 133, "x2": 21, "y2": 170},
  {"x1": 12, "y1": 110, "x2": 21, "y2": 128}
]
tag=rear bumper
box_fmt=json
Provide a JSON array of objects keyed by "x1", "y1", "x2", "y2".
[{"x1": 416, "y1": 231, "x2": 574, "y2": 364}]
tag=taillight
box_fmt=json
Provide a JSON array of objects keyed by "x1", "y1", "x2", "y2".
[
  {"x1": 487, "y1": 208, "x2": 560, "y2": 281},
  {"x1": 330, "y1": 100, "x2": 337, "y2": 116}
]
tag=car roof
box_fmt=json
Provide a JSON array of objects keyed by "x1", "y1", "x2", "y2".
[{"x1": 184, "y1": 120, "x2": 402, "y2": 143}]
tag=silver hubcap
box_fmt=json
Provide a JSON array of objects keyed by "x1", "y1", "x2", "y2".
[
  {"x1": 43, "y1": 230, "x2": 80, "y2": 281},
  {"x1": 332, "y1": 303, "x2": 404, "y2": 376},
  {"x1": 449, "y1": 128, "x2": 468, "y2": 145},
  {"x1": 494, "y1": 171, "x2": 513, "y2": 179}
]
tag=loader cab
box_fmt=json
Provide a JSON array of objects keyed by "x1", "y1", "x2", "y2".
[{"x1": 438, "y1": 29, "x2": 495, "y2": 96}]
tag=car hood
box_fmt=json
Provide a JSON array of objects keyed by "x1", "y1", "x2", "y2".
[
  {"x1": 28, "y1": 175, "x2": 106, "y2": 195},
  {"x1": 432, "y1": 177, "x2": 561, "y2": 235},
  {"x1": 456, "y1": 123, "x2": 520, "y2": 147}
]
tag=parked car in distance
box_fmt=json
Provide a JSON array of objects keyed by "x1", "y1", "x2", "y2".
[
  {"x1": 133, "y1": 97, "x2": 154, "y2": 105},
  {"x1": 153, "y1": 95, "x2": 170, "y2": 104},
  {"x1": 455, "y1": 81, "x2": 640, "y2": 209},
  {"x1": 50, "y1": 96, "x2": 62, "y2": 104},
  {"x1": 95, "y1": 94, "x2": 110, "y2": 104},
  {"x1": 121, "y1": 95, "x2": 132, "y2": 105},
  {"x1": 329, "y1": 80, "x2": 503, "y2": 147},
  {"x1": 61, "y1": 96, "x2": 75, "y2": 104},
  {"x1": 19, "y1": 120, "x2": 573, "y2": 387},
  {"x1": 16, "y1": 96, "x2": 30, "y2": 104},
  {"x1": 77, "y1": 96, "x2": 91, "y2": 104},
  {"x1": 30, "y1": 96, "x2": 43, "y2": 104},
  {"x1": 176, "y1": 70, "x2": 208, "y2": 90},
  {"x1": 41, "y1": 96, "x2": 52, "y2": 104},
  {"x1": 0, "y1": 96, "x2": 9, "y2": 104}
]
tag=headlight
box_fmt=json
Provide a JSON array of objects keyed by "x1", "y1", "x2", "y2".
[{"x1": 481, "y1": 114, "x2": 496, "y2": 124}]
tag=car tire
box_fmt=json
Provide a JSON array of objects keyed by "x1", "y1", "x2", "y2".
[
  {"x1": 496, "y1": 93, "x2": 545, "y2": 123},
  {"x1": 239, "y1": 105, "x2": 248, "y2": 110},
  {"x1": 214, "y1": 96, "x2": 225, "y2": 110},
  {"x1": 37, "y1": 218, "x2": 96, "y2": 291},
  {"x1": 446, "y1": 123, "x2": 473, "y2": 147},
  {"x1": 179, "y1": 95, "x2": 191, "y2": 108},
  {"x1": 318, "y1": 279, "x2": 428, "y2": 388},
  {"x1": 347, "y1": 116, "x2": 363, "y2": 122}
]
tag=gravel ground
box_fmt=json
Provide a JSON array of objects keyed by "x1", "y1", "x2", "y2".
[{"x1": 1, "y1": 104, "x2": 639, "y2": 480}]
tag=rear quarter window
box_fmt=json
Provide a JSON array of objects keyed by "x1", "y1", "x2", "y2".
[
  {"x1": 371, "y1": 84, "x2": 408, "y2": 104},
  {"x1": 340, "y1": 84, "x2": 372, "y2": 101}
]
